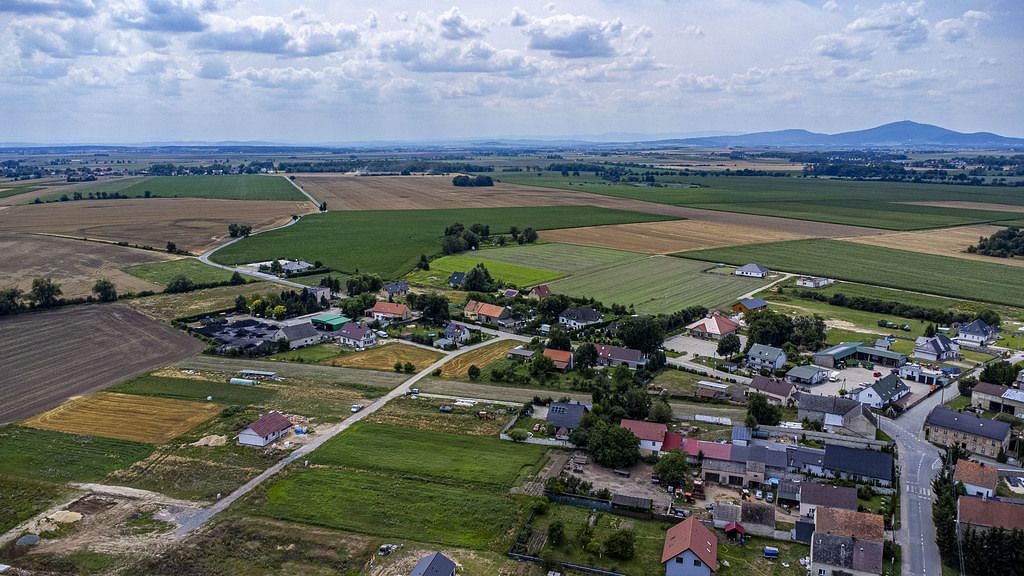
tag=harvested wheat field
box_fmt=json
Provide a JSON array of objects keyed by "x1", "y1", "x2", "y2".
[
  {"x1": 440, "y1": 340, "x2": 517, "y2": 378},
  {"x1": 23, "y1": 392, "x2": 221, "y2": 443},
  {"x1": 125, "y1": 282, "x2": 272, "y2": 322},
  {"x1": 0, "y1": 198, "x2": 314, "y2": 252},
  {"x1": 541, "y1": 219, "x2": 816, "y2": 254},
  {"x1": 328, "y1": 343, "x2": 444, "y2": 372},
  {"x1": 898, "y1": 201, "x2": 1024, "y2": 214},
  {"x1": 839, "y1": 224, "x2": 1024, "y2": 268},
  {"x1": 0, "y1": 232, "x2": 172, "y2": 298}
]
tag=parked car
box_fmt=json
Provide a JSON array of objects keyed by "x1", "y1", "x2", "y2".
[
  {"x1": 766, "y1": 492, "x2": 774, "y2": 503},
  {"x1": 351, "y1": 404, "x2": 364, "y2": 413},
  {"x1": 755, "y1": 490, "x2": 763, "y2": 500}
]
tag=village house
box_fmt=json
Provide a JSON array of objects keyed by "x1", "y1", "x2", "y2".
[
  {"x1": 558, "y1": 307, "x2": 604, "y2": 330},
  {"x1": 620, "y1": 419, "x2": 668, "y2": 452},
  {"x1": 365, "y1": 301, "x2": 411, "y2": 325},
  {"x1": 379, "y1": 281, "x2": 409, "y2": 299},
  {"x1": 734, "y1": 263, "x2": 770, "y2": 278},
  {"x1": 475, "y1": 302, "x2": 511, "y2": 326},
  {"x1": 796, "y1": 276, "x2": 834, "y2": 288},
  {"x1": 442, "y1": 322, "x2": 474, "y2": 345},
  {"x1": 595, "y1": 344, "x2": 647, "y2": 370},
  {"x1": 823, "y1": 444, "x2": 893, "y2": 486},
  {"x1": 957, "y1": 496, "x2": 1024, "y2": 536},
  {"x1": 956, "y1": 319, "x2": 997, "y2": 347},
  {"x1": 462, "y1": 300, "x2": 483, "y2": 320},
  {"x1": 277, "y1": 322, "x2": 326, "y2": 349},
  {"x1": 746, "y1": 343, "x2": 787, "y2": 373},
  {"x1": 410, "y1": 552, "x2": 457, "y2": 576},
  {"x1": 686, "y1": 311, "x2": 740, "y2": 340},
  {"x1": 545, "y1": 401, "x2": 588, "y2": 440},
  {"x1": 447, "y1": 272, "x2": 465, "y2": 289},
  {"x1": 953, "y1": 459, "x2": 999, "y2": 498},
  {"x1": 924, "y1": 406, "x2": 1011, "y2": 458},
  {"x1": 661, "y1": 516, "x2": 718, "y2": 576},
  {"x1": 851, "y1": 373, "x2": 911, "y2": 409},
  {"x1": 732, "y1": 297, "x2": 768, "y2": 315},
  {"x1": 788, "y1": 445, "x2": 826, "y2": 476},
  {"x1": 899, "y1": 363, "x2": 949, "y2": 386},
  {"x1": 786, "y1": 364, "x2": 828, "y2": 386},
  {"x1": 798, "y1": 394, "x2": 878, "y2": 438},
  {"x1": 338, "y1": 322, "x2": 376, "y2": 349},
  {"x1": 529, "y1": 284, "x2": 552, "y2": 299},
  {"x1": 913, "y1": 334, "x2": 960, "y2": 362},
  {"x1": 505, "y1": 347, "x2": 535, "y2": 362},
  {"x1": 811, "y1": 507, "x2": 886, "y2": 576},
  {"x1": 543, "y1": 348, "x2": 573, "y2": 371},
  {"x1": 238, "y1": 411, "x2": 293, "y2": 447},
  {"x1": 746, "y1": 375, "x2": 796, "y2": 406},
  {"x1": 798, "y1": 482, "x2": 858, "y2": 517}
]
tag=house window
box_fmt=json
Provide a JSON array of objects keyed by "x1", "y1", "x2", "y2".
[
  {"x1": 694, "y1": 559, "x2": 703, "y2": 567},
  {"x1": 819, "y1": 570, "x2": 827, "y2": 576},
  {"x1": 676, "y1": 557, "x2": 685, "y2": 564}
]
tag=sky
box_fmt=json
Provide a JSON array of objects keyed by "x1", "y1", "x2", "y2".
[{"x1": 1, "y1": 0, "x2": 1021, "y2": 143}]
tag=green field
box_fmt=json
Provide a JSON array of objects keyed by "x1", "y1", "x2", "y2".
[
  {"x1": 0, "y1": 180, "x2": 50, "y2": 199},
  {"x1": 122, "y1": 258, "x2": 240, "y2": 285},
  {"x1": 252, "y1": 468, "x2": 519, "y2": 548},
  {"x1": 0, "y1": 426, "x2": 153, "y2": 483},
  {"x1": 550, "y1": 255, "x2": 769, "y2": 313},
  {"x1": 0, "y1": 476, "x2": 69, "y2": 532},
  {"x1": 288, "y1": 271, "x2": 349, "y2": 287},
  {"x1": 210, "y1": 206, "x2": 675, "y2": 278},
  {"x1": 38, "y1": 175, "x2": 305, "y2": 201},
  {"x1": 267, "y1": 343, "x2": 346, "y2": 363},
  {"x1": 465, "y1": 242, "x2": 645, "y2": 274},
  {"x1": 407, "y1": 253, "x2": 564, "y2": 288},
  {"x1": 680, "y1": 239, "x2": 1024, "y2": 307},
  {"x1": 496, "y1": 172, "x2": 1024, "y2": 230},
  {"x1": 310, "y1": 423, "x2": 546, "y2": 488},
  {"x1": 109, "y1": 375, "x2": 278, "y2": 405}
]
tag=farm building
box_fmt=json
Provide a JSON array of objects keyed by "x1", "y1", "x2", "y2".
[
  {"x1": 240, "y1": 369, "x2": 278, "y2": 379},
  {"x1": 956, "y1": 319, "x2": 997, "y2": 346},
  {"x1": 924, "y1": 406, "x2": 1010, "y2": 458},
  {"x1": 734, "y1": 263, "x2": 770, "y2": 278},
  {"x1": 813, "y1": 341, "x2": 906, "y2": 369},
  {"x1": 620, "y1": 419, "x2": 668, "y2": 452},
  {"x1": 899, "y1": 363, "x2": 949, "y2": 386},
  {"x1": 785, "y1": 364, "x2": 828, "y2": 386},
  {"x1": 811, "y1": 507, "x2": 885, "y2": 576},
  {"x1": 851, "y1": 373, "x2": 911, "y2": 409},
  {"x1": 279, "y1": 322, "x2": 326, "y2": 349},
  {"x1": 732, "y1": 297, "x2": 767, "y2": 315},
  {"x1": 529, "y1": 284, "x2": 552, "y2": 299},
  {"x1": 558, "y1": 307, "x2": 603, "y2": 330},
  {"x1": 745, "y1": 376, "x2": 795, "y2": 406},
  {"x1": 543, "y1": 348, "x2": 573, "y2": 371},
  {"x1": 745, "y1": 343, "x2": 786, "y2": 373},
  {"x1": 311, "y1": 312, "x2": 351, "y2": 332},
  {"x1": 970, "y1": 382, "x2": 1024, "y2": 418},
  {"x1": 238, "y1": 411, "x2": 293, "y2": 447},
  {"x1": 823, "y1": 445, "x2": 893, "y2": 486},
  {"x1": 595, "y1": 344, "x2": 647, "y2": 370},
  {"x1": 195, "y1": 318, "x2": 284, "y2": 355},
  {"x1": 338, "y1": 322, "x2": 376, "y2": 348},
  {"x1": 795, "y1": 276, "x2": 833, "y2": 288},
  {"x1": 365, "y1": 301, "x2": 411, "y2": 325},
  {"x1": 661, "y1": 516, "x2": 718, "y2": 576},
  {"x1": 787, "y1": 446, "x2": 826, "y2": 476},
  {"x1": 954, "y1": 459, "x2": 999, "y2": 498},
  {"x1": 506, "y1": 347, "x2": 535, "y2": 362},
  {"x1": 685, "y1": 311, "x2": 739, "y2": 340},
  {"x1": 410, "y1": 551, "x2": 456, "y2": 576},
  {"x1": 913, "y1": 334, "x2": 960, "y2": 362}
]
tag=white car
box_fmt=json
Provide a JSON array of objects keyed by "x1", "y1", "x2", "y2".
[
  {"x1": 351, "y1": 404, "x2": 364, "y2": 413},
  {"x1": 755, "y1": 490, "x2": 763, "y2": 500}
]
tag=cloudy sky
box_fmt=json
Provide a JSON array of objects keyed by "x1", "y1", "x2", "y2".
[{"x1": 2, "y1": 0, "x2": 1021, "y2": 143}]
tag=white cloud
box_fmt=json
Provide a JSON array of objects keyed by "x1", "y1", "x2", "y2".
[
  {"x1": 193, "y1": 15, "x2": 359, "y2": 56},
  {"x1": 437, "y1": 6, "x2": 487, "y2": 40},
  {"x1": 846, "y1": 1, "x2": 928, "y2": 51},
  {"x1": 815, "y1": 33, "x2": 873, "y2": 60},
  {"x1": 110, "y1": 0, "x2": 218, "y2": 32},
  {"x1": 0, "y1": 0, "x2": 96, "y2": 17},
  {"x1": 934, "y1": 10, "x2": 989, "y2": 43},
  {"x1": 523, "y1": 13, "x2": 624, "y2": 58}
]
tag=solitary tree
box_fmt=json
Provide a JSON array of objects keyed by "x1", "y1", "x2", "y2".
[
  {"x1": 0, "y1": 287, "x2": 23, "y2": 315},
  {"x1": 29, "y1": 277, "x2": 62, "y2": 308},
  {"x1": 92, "y1": 279, "x2": 117, "y2": 302},
  {"x1": 403, "y1": 362, "x2": 415, "y2": 374},
  {"x1": 468, "y1": 365, "x2": 481, "y2": 380},
  {"x1": 166, "y1": 241, "x2": 177, "y2": 253},
  {"x1": 229, "y1": 271, "x2": 246, "y2": 285},
  {"x1": 654, "y1": 451, "x2": 690, "y2": 487},
  {"x1": 717, "y1": 333, "x2": 741, "y2": 358}
]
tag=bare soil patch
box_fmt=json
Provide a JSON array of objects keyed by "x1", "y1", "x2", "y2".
[
  {"x1": 839, "y1": 224, "x2": 1024, "y2": 268},
  {"x1": 0, "y1": 232, "x2": 173, "y2": 298},
  {"x1": 0, "y1": 198, "x2": 314, "y2": 252},
  {"x1": 0, "y1": 304, "x2": 204, "y2": 424},
  {"x1": 366, "y1": 395, "x2": 511, "y2": 436},
  {"x1": 541, "y1": 219, "x2": 816, "y2": 254},
  {"x1": 897, "y1": 201, "x2": 1024, "y2": 214}
]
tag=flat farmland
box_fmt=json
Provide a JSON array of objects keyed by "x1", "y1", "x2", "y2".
[
  {"x1": 327, "y1": 343, "x2": 444, "y2": 372},
  {"x1": 542, "y1": 219, "x2": 817, "y2": 254},
  {"x1": 38, "y1": 175, "x2": 306, "y2": 202},
  {"x1": 451, "y1": 242, "x2": 643, "y2": 274},
  {"x1": 211, "y1": 206, "x2": 675, "y2": 278},
  {"x1": 0, "y1": 304, "x2": 204, "y2": 425},
  {"x1": 124, "y1": 282, "x2": 272, "y2": 321},
  {"x1": 406, "y1": 253, "x2": 564, "y2": 288},
  {"x1": 549, "y1": 255, "x2": 770, "y2": 313},
  {"x1": 23, "y1": 392, "x2": 221, "y2": 443},
  {"x1": 0, "y1": 426, "x2": 153, "y2": 482},
  {"x1": 0, "y1": 232, "x2": 170, "y2": 298},
  {"x1": 838, "y1": 224, "x2": 1024, "y2": 268},
  {"x1": 680, "y1": 239, "x2": 1024, "y2": 306},
  {"x1": 122, "y1": 257, "x2": 241, "y2": 285},
  {"x1": 439, "y1": 340, "x2": 518, "y2": 378},
  {"x1": 0, "y1": 198, "x2": 314, "y2": 252}
]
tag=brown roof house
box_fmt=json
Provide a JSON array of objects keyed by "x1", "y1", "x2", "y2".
[
  {"x1": 953, "y1": 459, "x2": 999, "y2": 499},
  {"x1": 957, "y1": 496, "x2": 1024, "y2": 535},
  {"x1": 686, "y1": 311, "x2": 739, "y2": 340},
  {"x1": 543, "y1": 348, "x2": 573, "y2": 372},
  {"x1": 661, "y1": 516, "x2": 718, "y2": 576},
  {"x1": 811, "y1": 507, "x2": 886, "y2": 576},
  {"x1": 238, "y1": 411, "x2": 293, "y2": 447}
]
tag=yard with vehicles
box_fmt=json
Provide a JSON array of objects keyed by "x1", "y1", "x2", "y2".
[
  {"x1": 406, "y1": 253, "x2": 564, "y2": 288},
  {"x1": 0, "y1": 232, "x2": 171, "y2": 299},
  {"x1": 210, "y1": 206, "x2": 676, "y2": 278},
  {"x1": 0, "y1": 304, "x2": 204, "y2": 425},
  {"x1": 37, "y1": 175, "x2": 306, "y2": 202},
  {"x1": 122, "y1": 257, "x2": 241, "y2": 286},
  {"x1": 680, "y1": 239, "x2": 1024, "y2": 307},
  {"x1": 550, "y1": 255, "x2": 771, "y2": 314},
  {"x1": 327, "y1": 343, "x2": 444, "y2": 372}
]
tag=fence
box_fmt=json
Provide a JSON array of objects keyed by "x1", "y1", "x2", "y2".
[
  {"x1": 545, "y1": 491, "x2": 613, "y2": 512},
  {"x1": 506, "y1": 552, "x2": 627, "y2": 576}
]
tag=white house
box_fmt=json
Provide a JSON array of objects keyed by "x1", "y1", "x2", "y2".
[
  {"x1": 746, "y1": 343, "x2": 787, "y2": 372},
  {"x1": 956, "y1": 319, "x2": 996, "y2": 346},
  {"x1": 954, "y1": 459, "x2": 999, "y2": 499},
  {"x1": 278, "y1": 322, "x2": 326, "y2": 350},
  {"x1": 558, "y1": 307, "x2": 603, "y2": 330},
  {"x1": 913, "y1": 334, "x2": 960, "y2": 362},
  {"x1": 338, "y1": 322, "x2": 377, "y2": 348},
  {"x1": 795, "y1": 276, "x2": 834, "y2": 288},
  {"x1": 238, "y1": 411, "x2": 293, "y2": 447},
  {"x1": 620, "y1": 419, "x2": 668, "y2": 452},
  {"x1": 735, "y1": 263, "x2": 770, "y2": 278},
  {"x1": 852, "y1": 373, "x2": 910, "y2": 409}
]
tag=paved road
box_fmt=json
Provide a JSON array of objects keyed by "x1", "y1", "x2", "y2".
[
  {"x1": 738, "y1": 272, "x2": 794, "y2": 300},
  {"x1": 173, "y1": 333, "x2": 519, "y2": 537}
]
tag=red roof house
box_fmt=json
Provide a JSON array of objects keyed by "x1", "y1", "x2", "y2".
[
  {"x1": 686, "y1": 311, "x2": 739, "y2": 340},
  {"x1": 366, "y1": 301, "x2": 411, "y2": 323},
  {"x1": 543, "y1": 348, "x2": 573, "y2": 371},
  {"x1": 238, "y1": 411, "x2": 292, "y2": 447},
  {"x1": 662, "y1": 516, "x2": 719, "y2": 572},
  {"x1": 620, "y1": 419, "x2": 668, "y2": 451}
]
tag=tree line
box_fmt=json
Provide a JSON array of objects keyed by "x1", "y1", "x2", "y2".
[
  {"x1": 786, "y1": 287, "x2": 980, "y2": 326},
  {"x1": 968, "y1": 227, "x2": 1024, "y2": 258},
  {"x1": 1, "y1": 277, "x2": 119, "y2": 316}
]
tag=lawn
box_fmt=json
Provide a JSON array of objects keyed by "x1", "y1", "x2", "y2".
[
  {"x1": 0, "y1": 426, "x2": 153, "y2": 483},
  {"x1": 327, "y1": 343, "x2": 443, "y2": 372},
  {"x1": 251, "y1": 467, "x2": 520, "y2": 549},
  {"x1": 680, "y1": 239, "x2": 1024, "y2": 307},
  {"x1": 787, "y1": 281, "x2": 1024, "y2": 321},
  {"x1": 108, "y1": 375, "x2": 278, "y2": 405},
  {"x1": 652, "y1": 368, "x2": 707, "y2": 396},
  {"x1": 550, "y1": 255, "x2": 770, "y2": 314},
  {"x1": 122, "y1": 258, "x2": 240, "y2": 286},
  {"x1": 0, "y1": 476, "x2": 69, "y2": 533},
  {"x1": 406, "y1": 253, "x2": 564, "y2": 288},
  {"x1": 439, "y1": 340, "x2": 519, "y2": 379},
  {"x1": 124, "y1": 282, "x2": 272, "y2": 322},
  {"x1": 464, "y1": 242, "x2": 645, "y2": 274},
  {"x1": 39, "y1": 175, "x2": 305, "y2": 201},
  {"x1": 211, "y1": 206, "x2": 676, "y2": 278},
  {"x1": 717, "y1": 536, "x2": 810, "y2": 576},
  {"x1": 267, "y1": 342, "x2": 346, "y2": 363},
  {"x1": 769, "y1": 297, "x2": 931, "y2": 338},
  {"x1": 288, "y1": 271, "x2": 349, "y2": 287},
  {"x1": 496, "y1": 172, "x2": 1024, "y2": 230},
  {"x1": 310, "y1": 423, "x2": 546, "y2": 488}
]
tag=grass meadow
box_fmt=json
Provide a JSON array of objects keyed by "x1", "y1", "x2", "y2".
[
  {"x1": 122, "y1": 258, "x2": 240, "y2": 285},
  {"x1": 466, "y1": 242, "x2": 645, "y2": 274},
  {"x1": 211, "y1": 206, "x2": 675, "y2": 278},
  {"x1": 39, "y1": 175, "x2": 305, "y2": 202},
  {"x1": 406, "y1": 252, "x2": 565, "y2": 287},
  {"x1": 680, "y1": 239, "x2": 1024, "y2": 307},
  {"x1": 0, "y1": 426, "x2": 153, "y2": 483},
  {"x1": 0, "y1": 476, "x2": 70, "y2": 532},
  {"x1": 109, "y1": 375, "x2": 278, "y2": 405}
]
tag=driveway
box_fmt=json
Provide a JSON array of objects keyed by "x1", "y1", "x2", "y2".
[{"x1": 664, "y1": 334, "x2": 747, "y2": 358}]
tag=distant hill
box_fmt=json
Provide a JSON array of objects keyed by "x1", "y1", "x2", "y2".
[{"x1": 643, "y1": 121, "x2": 1024, "y2": 149}]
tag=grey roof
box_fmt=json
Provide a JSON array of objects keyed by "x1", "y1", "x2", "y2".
[
  {"x1": 737, "y1": 263, "x2": 770, "y2": 274},
  {"x1": 748, "y1": 343, "x2": 785, "y2": 363},
  {"x1": 732, "y1": 426, "x2": 752, "y2": 442},
  {"x1": 383, "y1": 281, "x2": 408, "y2": 294},
  {"x1": 870, "y1": 373, "x2": 910, "y2": 403},
  {"x1": 611, "y1": 494, "x2": 653, "y2": 510},
  {"x1": 448, "y1": 272, "x2": 465, "y2": 286},
  {"x1": 799, "y1": 394, "x2": 861, "y2": 416},
  {"x1": 915, "y1": 334, "x2": 957, "y2": 355},
  {"x1": 855, "y1": 345, "x2": 907, "y2": 362},
  {"x1": 545, "y1": 401, "x2": 588, "y2": 429},
  {"x1": 813, "y1": 534, "x2": 883, "y2": 574},
  {"x1": 959, "y1": 319, "x2": 994, "y2": 338},
  {"x1": 339, "y1": 322, "x2": 372, "y2": 339},
  {"x1": 748, "y1": 376, "x2": 794, "y2": 398},
  {"x1": 788, "y1": 446, "x2": 825, "y2": 470},
  {"x1": 778, "y1": 479, "x2": 801, "y2": 501},
  {"x1": 559, "y1": 307, "x2": 603, "y2": 324},
  {"x1": 925, "y1": 406, "x2": 1011, "y2": 441},
  {"x1": 729, "y1": 444, "x2": 787, "y2": 469},
  {"x1": 874, "y1": 339, "x2": 890, "y2": 350},
  {"x1": 800, "y1": 482, "x2": 858, "y2": 510},
  {"x1": 824, "y1": 445, "x2": 893, "y2": 482},
  {"x1": 787, "y1": 365, "x2": 827, "y2": 380},
  {"x1": 794, "y1": 517, "x2": 815, "y2": 543},
  {"x1": 739, "y1": 297, "x2": 768, "y2": 309},
  {"x1": 281, "y1": 322, "x2": 319, "y2": 341},
  {"x1": 410, "y1": 552, "x2": 456, "y2": 576},
  {"x1": 596, "y1": 344, "x2": 644, "y2": 363}
]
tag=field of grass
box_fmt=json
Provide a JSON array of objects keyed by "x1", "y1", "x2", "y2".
[
  {"x1": 407, "y1": 253, "x2": 564, "y2": 288},
  {"x1": 288, "y1": 271, "x2": 349, "y2": 287},
  {"x1": 211, "y1": 206, "x2": 676, "y2": 278},
  {"x1": 109, "y1": 375, "x2": 278, "y2": 405},
  {"x1": 680, "y1": 239, "x2": 1024, "y2": 307},
  {"x1": 652, "y1": 368, "x2": 707, "y2": 396},
  {"x1": 40, "y1": 175, "x2": 305, "y2": 202},
  {"x1": 125, "y1": 282, "x2": 272, "y2": 321},
  {"x1": 550, "y1": 255, "x2": 770, "y2": 313},
  {"x1": 327, "y1": 343, "x2": 443, "y2": 372},
  {"x1": 0, "y1": 476, "x2": 69, "y2": 532},
  {"x1": 122, "y1": 258, "x2": 240, "y2": 286},
  {"x1": 267, "y1": 342, "x2": 346, "y2": 363},
  {"x1": 769, "y1": 297, "x2": 931, "y2": 338},
  {"x1": 465, "y1": 242, "x2": 645, "y2": 274},
  {"x1": 0, "y1": 426, "x2": 152, "y2": 482},
  {"x1": 496, "y1": 172, "x2": 1024, "y2": 230},
  {"x1": 311, "y1": 423, "x2": 546, "y2": 488},
  {"x1": 366, "y1": 396, "x2": 512, "y2": 436}
]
